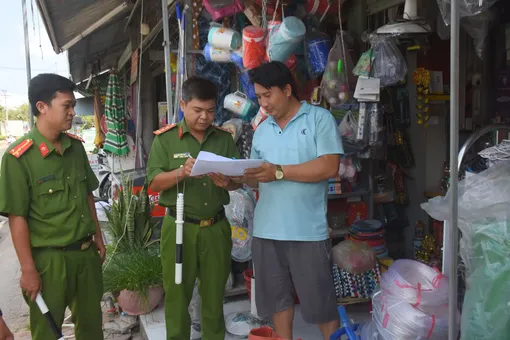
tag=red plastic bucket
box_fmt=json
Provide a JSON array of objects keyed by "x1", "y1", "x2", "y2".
[
  {"x1": 249, "y1": 326, "x2": 284, "y2": 340},
  {"x1": 244, "y1": 269, "x2": 300, "y2": 304},
  {"x1": 243, "y1": 26, "x2": 266, "y2": 70}
]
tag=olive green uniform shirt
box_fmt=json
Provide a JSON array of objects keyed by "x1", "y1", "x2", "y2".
[
  {"x1": 0, "y1": 128, "x2": 99, "y2": 248},
  {"x1": 147, "y1": 120, "x2": 240, "y2": 220}
]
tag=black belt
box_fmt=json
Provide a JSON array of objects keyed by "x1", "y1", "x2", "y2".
[
  {"x1": 166, "y1": 208, "x2": 226, "y2": 227},
  {"x1": 44, "y1": 236, "x2": 93, "y2": 251}
]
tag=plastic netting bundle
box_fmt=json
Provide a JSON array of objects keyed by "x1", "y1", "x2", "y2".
[
  {"x1": 379, "y1": 259, "x2": 448, "y2": 313},
  {"x1": 224, "y1": 189, "x2": 256, "y2": 262}
]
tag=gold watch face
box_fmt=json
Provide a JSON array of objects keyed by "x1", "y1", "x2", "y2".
[{"x1": 275, "y1": 170, "x2": 284, "y2": 180}]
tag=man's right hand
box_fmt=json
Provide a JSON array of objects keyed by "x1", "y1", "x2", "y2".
[
  {"x1": 182, "y1": 157, "x2": 196, "y2": 178},
  {"x1": 20, "y1": 268, "x2": 41, "y2": 301},
  {"x1": 0, "y1": 316, "x2": 14, "y2": 340}
]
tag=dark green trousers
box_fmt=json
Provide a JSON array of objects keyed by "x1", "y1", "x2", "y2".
[
  {"x1": 161, "y1": 215, "x2": 232, "y2": 340},
  {"x1": 26, "y1": 245, "x2": 104, "y2": 340}
]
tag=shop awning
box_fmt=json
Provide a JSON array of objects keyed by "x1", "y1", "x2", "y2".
[
  {"x1": 67, "y1": 19, "x2": 130, "y2": 83},
  {"x1": 36, "y1": 0, "x2": 133, "y2": 82}
]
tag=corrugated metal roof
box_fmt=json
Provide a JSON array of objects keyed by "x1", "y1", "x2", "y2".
[
  {"x1": 36, "y1": 0, "x2": 130, "y2": 53},
  {"x1": 68, "y1": 18, "x2": 130, "y2": 82}
]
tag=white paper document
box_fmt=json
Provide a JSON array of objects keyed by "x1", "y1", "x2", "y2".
[{"x1": 189, "y1": 151, "x2": 264, "y2": 177}]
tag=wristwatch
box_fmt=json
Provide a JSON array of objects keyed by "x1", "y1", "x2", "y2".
[{"x1": 275, "y1": 165, "x2": 284, "y2": 180}]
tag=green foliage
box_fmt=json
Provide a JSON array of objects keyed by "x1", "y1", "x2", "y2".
[
  {"x1": 103, "y1": 249, "x2": 163, "y2": 295},
  {"x1": 104, "y1": 175, "x2": 160, "y2": 253},
  {"x1": 81, "y1": 116, "x2": 95, "y2": 129},
  {"x1": 103, "y1": 175, "x2": 162, "y2": 295},
  {"x1": 0, "y1": 103, "x2": 30, "y2": 122}
]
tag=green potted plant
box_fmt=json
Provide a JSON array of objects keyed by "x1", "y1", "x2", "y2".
[{"x1": 103, "y1": 176, "x2": 163, "y2": 315}]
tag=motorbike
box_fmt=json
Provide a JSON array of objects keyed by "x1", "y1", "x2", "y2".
[{"x1": 92, "y1": 149, "x2": 112, "y2": 201}]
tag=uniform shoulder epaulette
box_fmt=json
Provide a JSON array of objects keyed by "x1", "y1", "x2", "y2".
[
  {"x1": 66, "y1": 133, "x2": 84, "y2": 142},
  {"x1": 8, "y1": 139, "x2": 34, "y2": 159},
  {"x1": 154, "y1": 124, "x2": 177, "y2": 135}
]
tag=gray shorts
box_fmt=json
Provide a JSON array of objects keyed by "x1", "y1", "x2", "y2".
[{"x1": 251, "y1": 237, "x2": 338, "y2": 324}]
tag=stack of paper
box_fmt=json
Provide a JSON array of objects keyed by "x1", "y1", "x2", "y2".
[{"x1": 190, "y1": 151, "x2": 264, "y2": 177}]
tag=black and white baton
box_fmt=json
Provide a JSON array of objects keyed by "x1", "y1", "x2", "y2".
[
  {"x1": 35, "y1": 293, "x2": 64, "y2": 340},
  {"x1": 175, "y1": 192, "x2": 184, "y2": 284}
]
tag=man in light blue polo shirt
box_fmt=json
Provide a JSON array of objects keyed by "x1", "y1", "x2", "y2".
[{"x1": 239, "y1": 62, "x2": 343, "y2": 340}]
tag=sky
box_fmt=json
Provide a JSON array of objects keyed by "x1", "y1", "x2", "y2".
[{"x1": 0, "y1": 0, "x2": 69, "y2": 109}]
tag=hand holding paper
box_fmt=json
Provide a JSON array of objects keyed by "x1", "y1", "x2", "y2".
[{"x1": 190, "y1": 151, "x2": 264, "y2": 177}]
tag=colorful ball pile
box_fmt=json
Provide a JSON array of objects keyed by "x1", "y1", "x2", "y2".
[{"x1": 347, "y1": 220, "x2": 388, "y2": 258}]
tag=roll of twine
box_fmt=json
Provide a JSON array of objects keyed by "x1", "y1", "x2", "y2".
[{"x1": 379, "y1": 259, "x2": 448, "y2": 310}]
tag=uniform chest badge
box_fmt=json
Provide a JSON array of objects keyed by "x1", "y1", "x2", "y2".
[
  {"x1": 37, "y1": 174, "x2": 57, "y2": 184},
  {"x1": 173, "y1": 152, "x2": 191, "y2": 159}
]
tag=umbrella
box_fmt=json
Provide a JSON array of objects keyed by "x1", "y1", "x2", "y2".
[{"x1": 103, "y1": 72, "x2": 130, "y2": 156}]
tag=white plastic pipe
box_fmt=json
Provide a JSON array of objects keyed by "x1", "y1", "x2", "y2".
[{"x1": 175, "y1": 193, "x2": 184, "y2": 284}]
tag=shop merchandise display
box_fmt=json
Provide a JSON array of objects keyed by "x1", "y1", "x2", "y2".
[
  {"x1": 321, "y1": 33, "x2": 353, "y2": 107},
  {"x1": 367, "y1": 34, "x2": 407, "y2": 87},
  {"x1": 413, "y1": 68, "x2": 431, "y2": 126},
  {"x1": 224, "y1": 189, "x2": 256, "y2": 262},
  {"x1": 332, "y1": 240, "x2": 376, "y2": 274},
  {"x1": 306, "y1": 31, "x2": 332, "y2": 78},
  {"x1": 422, "y1": 162, "x2": 510, "y2": 339},
  {"x1": 347, "y1": 220, "x2": 388, "y2": 259},
  {"x1": 266, "y1": 16, "x2": 306, "y2": 62},
  {"x1": 361, "y1": 259, "x2": 453, "y2": 340},
  {"x1": 221, "y1": 118, "x2": 244, "y2": 142},
  {"x1": 332, "y1": 262, "x2": 381, "y2": 300}
]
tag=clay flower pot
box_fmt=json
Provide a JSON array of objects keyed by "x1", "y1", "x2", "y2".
[{"x1": 117, "y1": 286, "x2": 164, "y2": 315}]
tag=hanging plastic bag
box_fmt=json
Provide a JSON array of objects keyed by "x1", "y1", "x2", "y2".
[
  {"x1": 321, "y1": 33, "x2": 353, "y2": 107},
  {"x1": 305, "y1": 30, "x2": 332, "y2": 79},
  {"x1": 436, "y1": 0, "x2": 500, "y2": 25},
  {"x1": 332, "y1": 240, "x2": 376, "y2": 274},
  {"x1": 338, "y1": 110, "x2": 358, "y2": 140},
  {"x1": 461, "y1": 9, "x2": 497, "y2": 58},
  {"x1": 353, "y1": 49, "x2": 374, "y2": 77},
  {"x1": 221, "y1": 118, "x2": 244, "y2": 142},
  {"x1": 421, "y1": 162, "x2": 510, "y2": 340},
  {"x1": 369, "y1": 35, "x2": 407, "y2": 87},
  {"x1": 225, "y1": 189, "x2": 256, "y2": 262}
]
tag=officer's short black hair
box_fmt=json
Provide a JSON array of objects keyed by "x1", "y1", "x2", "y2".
[
  {"x1": 248, "y1": 62, "x2": 299, "y2": 99},
  {"x1": 28, "y1": 73, "x2": 76, "y2": 116},
  {"x1": 181, "y1": 76, "x2": 218, "y2": 103}
]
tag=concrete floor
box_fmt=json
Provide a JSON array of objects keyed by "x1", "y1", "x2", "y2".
[{"x1": 140, "y1": 297, "x2": 372, "y2": 340}]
